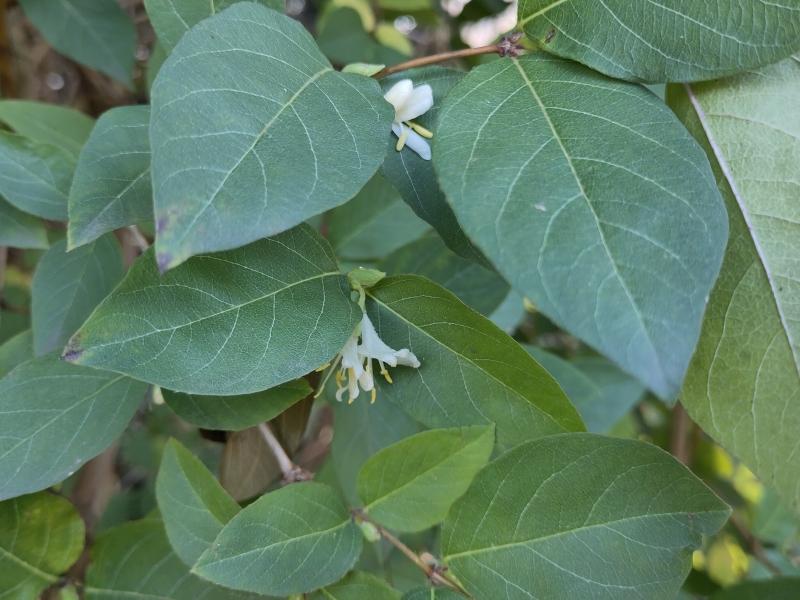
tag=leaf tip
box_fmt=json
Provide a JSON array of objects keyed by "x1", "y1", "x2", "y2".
[
  {"x1": 61, "y1": 341, "x2": 84, "y2": 363},
  {"x1": 156, "y1": 252, "x2": 173, "y2": 274}
]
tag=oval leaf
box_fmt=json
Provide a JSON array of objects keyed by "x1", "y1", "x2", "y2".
[
  {"x1": 150, "y1": 2, "x2": 393, "y2": 270},
  {"x1": 312, "y1": 571, "x2": 401, "y2": 600},
  {"x1": 0, "y1": 198, "x2": 48, "y2": 250},
  {"x1": 0, "y1": 355, "x2": 146, "y2": 500},
  {"x1": 68, "y1": 105, "x2": 153, "y2": 248},
  {"x1": 519, "y1": 0, "x2": 800, "y2": 83},
  {"x1": 0, "y1": 100, "x2": 93, "y2": 158},
  {"x1": 358, "y1": 425, "x2": 494, "y2": 532},
  {"x1": 156, "y1": 439, "x2": 240, "y2": 566},
  {"x1": 0, "y1": 493, "x2": 84, "y2": 599},
  {"x1": 434, "y1": 55, "x2": 728, "y2": 399},
  {"x1": 32, "y1": 236, "x2": 124, "y2": 356},
  {"x1": 65, "y1": 224, "x2": 358, "y2": 395},
  {"x1": 0, "y1": 330, "x2": 33, "y2": 378},
  {"x1": 193, "y1": 482, "x2": 362, "y2": 596},
  {"x1": 163, "y1": 379, "x2": 311, "y2": 431},
  {"x1": 366, "y1": 275, "x2": 584, "y2": 449},
  {"x1": 670, "y1": 56, "x2": 800, "y2": 514},
  {"x1": 442, "y1": 433, "x2": 730, "y2": 599}
]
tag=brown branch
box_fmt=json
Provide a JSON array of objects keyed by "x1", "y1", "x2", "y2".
[
  {"x1": 353, "y1": 509, "x2": 471, "y2": 597},
  {"x1": 729, "y1": 513, "x2": 782, "y2": 576},
  {"x1": 0, "y1": 246, "x2": 7, "y2": 303},
  {"x1": 372, "y1": 34, "x2": 524, "y2": 79},
  {"x1": 257, "y1": 422, "x2": 313, "y2": 484},
  {"x1": 670, "y1": 402, "x2": 693, "y2": 465},
  {"x1": 0, "y1": 0, "x2": 15, "y2": 97}
]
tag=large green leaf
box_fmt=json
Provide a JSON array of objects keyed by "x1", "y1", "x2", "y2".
[
  {"x1": 0, "y1": 492, "x2": 84, "y2": 600},
  {"x1": 0, "y1": 330, "x2": 33, "y2": 378},
  {"x1": 358, "y1": 425, "x2": 494, "y2": 532},
  {"x1": 65, "y1": 225, "x2": 358, "y2": 395},
  {"x1": 380, "y1": 232, "x2": 508, "y2": 315},
  {"x1": 442, "y1": 433, "x2": 730, "y2": 599},
  {"x1": 194, "y1": 482, "x2": 362, "y2": 596},
  {"x1": 0, "y1": 132, "x2": 73, "y2": 220},
  {"x1": 0, "y1": 100, "x2": 93, "y2": 157},
  {"x1": 68, "y1": 105, "x2": 153, "y2": 248},
  {"x1": 434, "y1": 55, "x2": 727, "y2": 400},
  {"x1": 312, "y1": 571, "x2": 401, "y2": 600},
  {"x1": 527, "y1": 347, "x2": 645, "y2": 433},
  {"x1": 145, "y1": 0, "x2": 283, "y2": 51},
  {"x1": 317, "y1": 8, "x2": 406, "y2": 67},
  {"x1": 669, "y1": 56, "x2": 800, "y2": 514},
  {"x1": 150, "y1": 2, "x2": 393, "y2": 270},
  {"x1": 19, "y1": 0, "x2": 136, "y2": 86},
  {"x1": 711, "y1": 579, "x2": 800, "y2": 600},
  {"x1": 366, "y1": 276, "x2": 583, "y2": 449},
  {"x1": 0, "y1": 198, "x2": 48, "y2": 249},
  {"x1": 32, "y1": 236, "x2": 123, "y2": 356},
  {"x1": 0, "y1": 355, "x2": 146, "y2": 500},
  {"x1": 518, "y1": 0, "x2": 800, "y2": 83},
  {"x1": 163, "y1": 379, "x2": 310, "y2": 431},
  {"x1": 380, "y1": 67, "x2": 482, "y2": 262},
  {"x1": 156, "y1": 439, "x2": 240, "y2": 566},
  {"x1": 85, "y1": 517, "x2": 263, "y2": 599}
]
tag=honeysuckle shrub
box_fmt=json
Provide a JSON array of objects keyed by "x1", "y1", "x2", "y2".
[{"x1": 0, "y1": 1, "x2": 798, "y2": 599}]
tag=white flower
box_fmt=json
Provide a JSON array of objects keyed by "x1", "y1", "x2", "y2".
[
  {"x1": 328, "y1": 312, "x2": 420, "y2": 404},
  {"x1": 384, "y1": 79, "x2": 434, "y2": 160}
]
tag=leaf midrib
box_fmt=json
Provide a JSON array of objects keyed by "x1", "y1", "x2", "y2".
[{"x1": 0, "y1": 540, "x2": 58, "y2": 585}]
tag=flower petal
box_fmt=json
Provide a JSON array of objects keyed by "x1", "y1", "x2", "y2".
[
  {"x1": 384, "y1": 79, "x2": 414, "y2": 118},
  {"x1": 394, "y1": 348, "x2": 421, "y2": 368},
  {"x1": 402, "y1": 128, "x2": 432, "y2": 161},
  {"x1": 359, "y1": 314, "x2": 400, "y2": 364},
  {"x1": 395, "y1": 84, "x2": 433, "y2": 122}
]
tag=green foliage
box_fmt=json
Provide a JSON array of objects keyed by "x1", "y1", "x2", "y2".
[
  {"x1": 313, "y1": 571, "x2": 402, "y2": 599},
  {"x1": 0, "y1": 198, "x2": 48, "y2": 250},
  {"x1": 0, "y1": 100, "x2": 93, "y2": 158}
]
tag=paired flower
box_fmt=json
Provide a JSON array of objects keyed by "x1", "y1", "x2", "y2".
[
  {"x1": 384, "y1": 79, "x2": 434, "y2": 160},
  {"x1": 323, "y1": 312, "x2": 420, "y2": 404}
]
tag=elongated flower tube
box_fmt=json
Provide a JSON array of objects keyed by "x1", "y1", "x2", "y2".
[{"x1": 384, "y1": 79, "x2": 434, "y2": 160}]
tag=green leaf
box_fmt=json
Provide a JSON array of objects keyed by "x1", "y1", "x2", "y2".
[
  {"x1": 358, "y1": 425, "x2": 494, "y2": 532},
  {"x1": 65, "y1": 225, "x2": 358, "y2": 395},
  {"x1": 527, "y1": 347, "x2": 645, "y2": 433},
  {"x1": 366, "y1": 275, "x2": 583, "y2": 449},
  {"x1": 0, "y1": 492, "x2": 85, "y2": 599},
  {"x1": 312, "y1": 571, "x2": 401, "y2": 600},
  {"x1": 434, "y1": 55, "x2": 728, "y2": 400},
  {"x1": 68, "y1": 105, "x2": 153, "y2": 249},
  {"x1": 0, "y1": 132, "x2": 73, "y2": 220},
  {"x1": 150, "y1": 2, "x2": 393, "y2": 270},
  {"x1": 317, "y1": 8, "x2": 407, "y2": 67},
  {"x1": 380, "y1": 67, "x2": 483, "y2": 262},
  {"x1": 328, "y1": 174, "x2": 429, "y2": 261},
  {"x1": 163, "y1": 379, "x2": 311, "y2": 431},
  {"x1": 381, "y1": 232, "x2": 508, "y2": 315},
  {"x1": 403, "y1": 589, "x2": 462, "y2": 600},
  {"x1": 442, "y1": 433, "x2": 730, "y2": 599},
  {"x1": 156, "y1": 439, "x2": 240, "y2": 566},
  {"x1": 0, "y1": 355, "x2": 146, "y2": 500},
  {"x1": 85, "y1": 517, "x2": 264, "y2": 599},
  {"x1": 0, "y1": 198, "x2": 48, "y2": 249},
  {"x1": 194, "y1": 482, "x2": 362, "y2": 596},
  {"x1": 145, "y1": 0, "x2": 283, "y2": 52},
  {"x1": 0, "y1": 330, "x2": 33, "y2": 378},
  {"x1": 19, "y1": 0, "x2": 136, "y2": 86},
  {"x1": 669, "y1": 56, "x2": 800, "y2": 514},
  {"x1": 32, "y1": 236, "x2": 124, "y2": 356},
  {"x1": 711, "y1": 578, "x2": 800, "y2": 600},
  {"x1": 0, "y1": 100, "x2": 93, "y2": 157},
  {"x1": 518, "y1": 0, "x2": 800, "y2": 83}
]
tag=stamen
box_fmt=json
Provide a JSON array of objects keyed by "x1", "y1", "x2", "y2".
[
  {"x1": 396, "y1": 126, "x2": 410, "y2": 151},
  {"x1": 370, "y1": 388, "x2": 377, "y2": 403},
  {"x1": 408, "y1": 121, "x2": 433, "y2": 139},
  {"x1": 380, "y1": 363, "x2": 393, "y2": 384}
]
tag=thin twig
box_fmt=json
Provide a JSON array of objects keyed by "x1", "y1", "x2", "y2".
[
  {"x1": 372, "y1": 34, "x2": 524, "y2": 79},
  {"x1": 670, "y1": 402, "x2": 693, "y2": 465},
  {"x1": 353, "y1": 509, "x2": 471, "y2": 597},
  {"x1": 729, "y1": 513, "x2": 782, "y2": 575},
  {"x1": 0, "y1": 246, "x2": 7, "y2": 303},
  {"x1": 257, "y1": 422, "x2": 312, "y2": 484}
]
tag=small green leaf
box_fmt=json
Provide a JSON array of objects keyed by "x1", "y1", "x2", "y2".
[
  {"x1": 0, "y1": 493, "x2": 85, "y2": 598},
  {"x1": 0, "y1": 330, "x2": 33, "y2": 378},
  {"x1": 343, "y1": 63, "x2": 387, "y2": 77},
  {"x1": 358, "y1": 425, "x2": 494, "y2": 532},
  {"x1": 312, "y1": 571, "x2": 401, "y2": 600},
  {"x1": 366, "y1": 275, "x2": 583, "y2": 449},
  {"x1": 163, "y1": 379, "x2": 311, "y2": 431},
  {"x1": 711, "y1": 578, "x2": 800, "y2": 600},
  {"x1": 145, "y1": 0, "x2": 284, "y2": 51},
  {"x1": 32, "y1": 236, "x2": 124, "y2": 356},
  {"x1": 434, "y1": 55, "x2": 728, "y2": 400},
  {"x1": 85, "y1": 517, "x2": 264, "y2": 599},
  {"x1": 519, "y1": 0, "x2": 800, "y2": 82},
  {"x1": 150, "y1": 2, "x2": 393, "y2": 270},
  {"x1": 194, "y1": 482, "x2": 362, "y2": 596},
  {"x1": 0, "y1": 355, "x2": 146, "y2": 500},
  {"x1": 0, "y1": 132, "x2": 73, "y2": 220},
  {"x1": 18, "y1": 0, "x2": 136, "y2": 87},
  {"x1": 68, "y1": 105, "x2": 153, "y2": 248},
  {"x1": 156, "y1": 439, "x2": 240, "y2": 566},
  {"x1": 65, "y1": 225, "x2": 358, "y2": 395},
  {"x1": 348, "y1": 267, "x2": 387, "y2": 290},
  {"x1": 443, "y1": 433, "x2": 730, "y2": 599},
  {"x1": 0, "y1": 198, "x2": 48, "y2": 249},
  {"x1": 0, "y1": 100, "x2": 93, "y2": 157}
]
